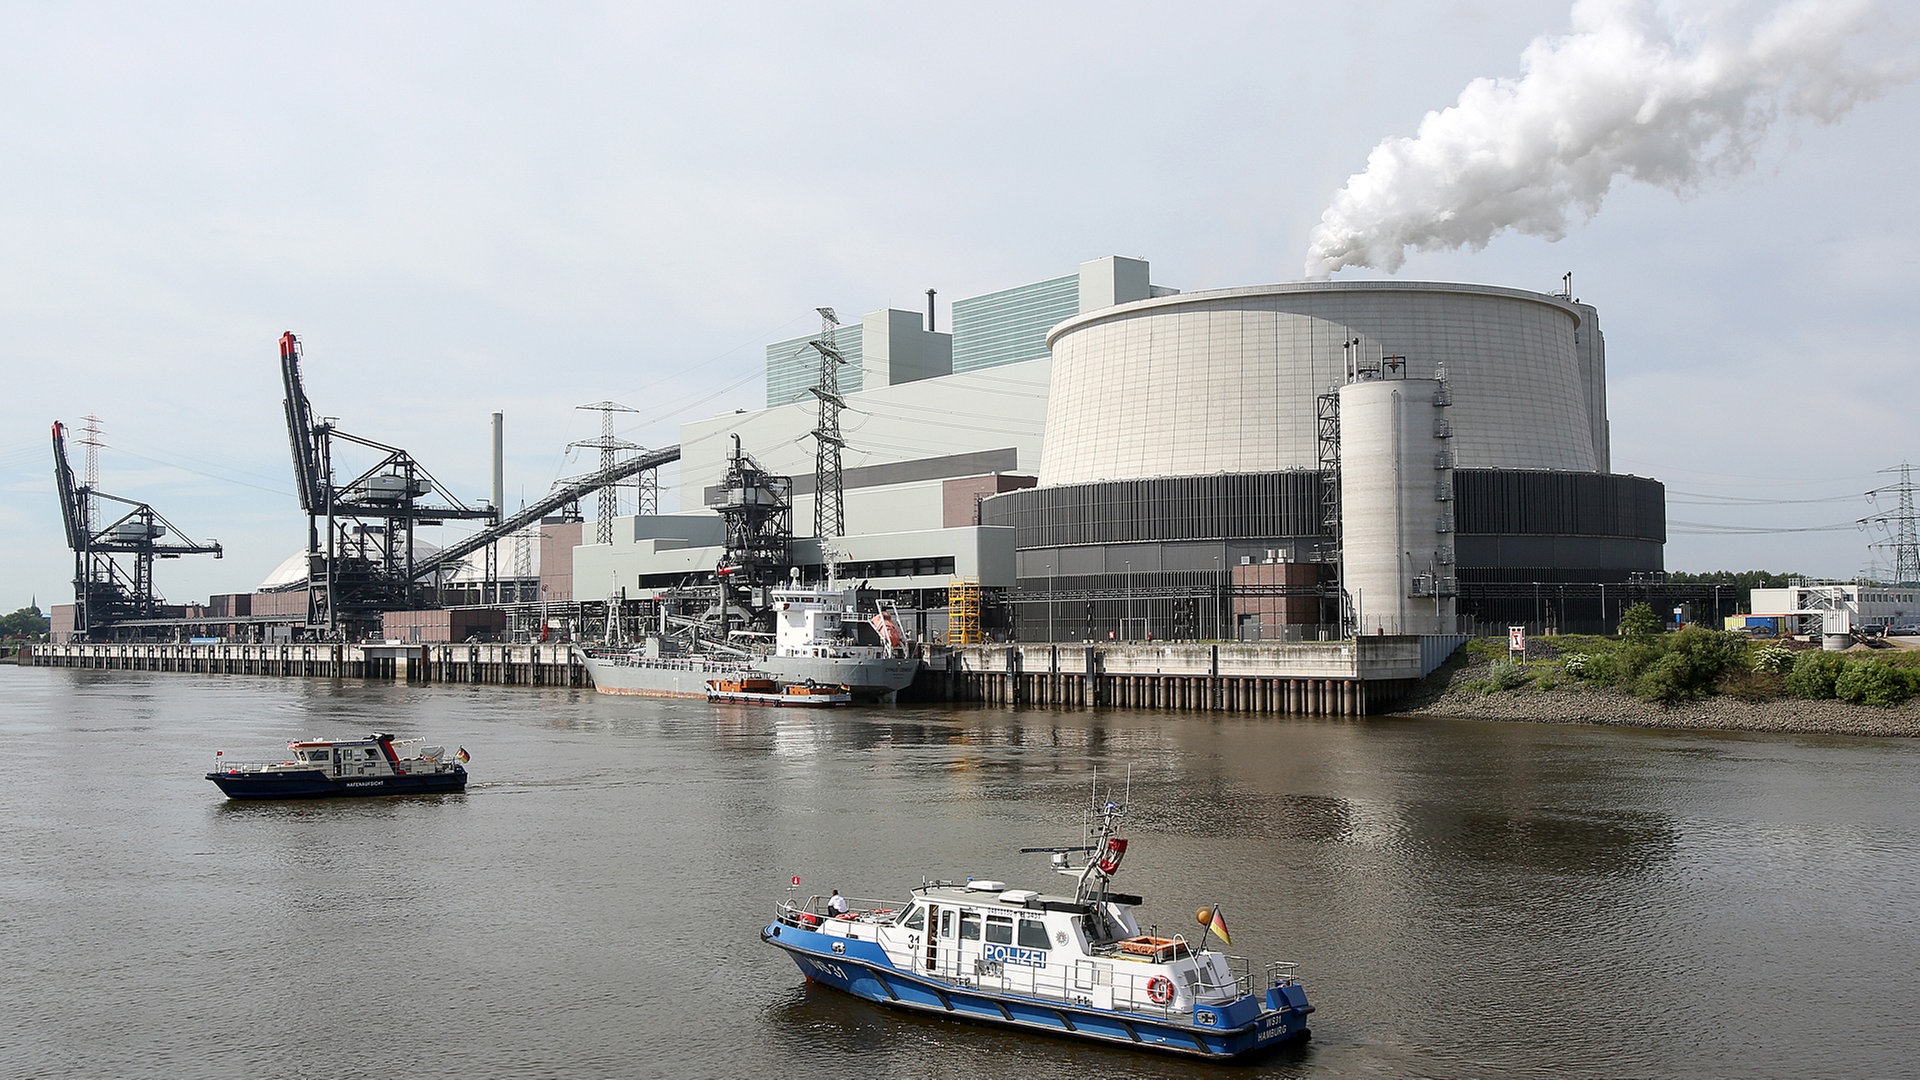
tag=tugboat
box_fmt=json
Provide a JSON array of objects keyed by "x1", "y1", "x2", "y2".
[
  {"x1": 760, "y1": 794, "x2": 1313, "y2": 1058},
  {"x1": 207, "y1": 733, "x2": 468, "y2": 800},
  {"x1": 705, "y1": 675, "x2": 852, "y2": 707}
]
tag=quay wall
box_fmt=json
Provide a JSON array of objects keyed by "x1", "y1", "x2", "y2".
[
  {"x1": 24, "y1": 635, "x2": 1466, "y2": 716},
  {"x1": 25, "y1": 642, "x2": 587, "y2": 686},
  {"x1": 921, "y1": 636, "x2": 1463, "y2": 715}
]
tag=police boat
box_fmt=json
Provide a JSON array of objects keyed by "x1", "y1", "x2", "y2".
[
  {"x1": 760, "y1": 797, "x2": 1312, "y2": 1058},
  {"x1": 207, "y1": 733, "x2": 468, "y2": 800}
]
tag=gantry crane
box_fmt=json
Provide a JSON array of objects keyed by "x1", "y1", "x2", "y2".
[
  {"x1": 278, "y1": 331, "x2": 499, "y2": 638},
  {"x1": 51, "y1": 420, "x2": 223, "y2": 640}
]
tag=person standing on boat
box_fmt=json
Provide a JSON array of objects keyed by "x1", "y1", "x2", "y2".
[{"x1": 828, "y1": 890, "x2": 848, "y2": 917}]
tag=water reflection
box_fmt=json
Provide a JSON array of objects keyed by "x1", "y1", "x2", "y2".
[{"x1": 6, "y1": 667, "x2": 1920, "y2": 1079}]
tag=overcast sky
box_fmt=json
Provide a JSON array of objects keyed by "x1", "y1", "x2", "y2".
[{"x1": 4, "y1": 0, "x2": 1917, "y2": 615}]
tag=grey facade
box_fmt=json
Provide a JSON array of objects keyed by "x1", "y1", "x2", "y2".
[{"x1": 984, "y1": 469, "x2": 1664, "y2": 639}]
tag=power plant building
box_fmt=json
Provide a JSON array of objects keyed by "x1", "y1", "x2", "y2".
[{"x1": 578, "y1": 258, "x2": 1665, "y2": 639}]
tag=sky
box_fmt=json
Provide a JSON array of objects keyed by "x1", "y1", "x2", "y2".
[{"x1": 4, "y1": 0, "x2": 1918, "y2": 616}]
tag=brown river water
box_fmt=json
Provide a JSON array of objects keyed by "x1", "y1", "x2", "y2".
[{"x1": 4, "y1": 664, "x2": 1917, "y2": 1079}]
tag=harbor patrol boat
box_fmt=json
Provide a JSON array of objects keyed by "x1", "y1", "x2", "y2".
[
  {"x1": 206, "y1": 733, "x2": 468, "y2": 800},
  {"x1": 761, "y1": 797, "x2": 1313, "y2": 1058}
]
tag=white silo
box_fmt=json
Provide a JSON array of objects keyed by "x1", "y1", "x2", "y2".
[{"x1": 1337, "y1": 371, "x2": 1457, "y2": 635}]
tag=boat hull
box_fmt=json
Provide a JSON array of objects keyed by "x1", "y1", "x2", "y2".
[
  {"x1": 207, "y1": 767, "x2": 467, "y2": 800},
  {"x1": 760, "y1": 922, "x2": 1311, "y2": 1059},
  {"x1": 707, "y1": 689, "x2": 851, "y2": 707}
]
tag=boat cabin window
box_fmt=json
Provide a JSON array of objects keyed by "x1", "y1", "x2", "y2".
[
  {"x1": 1017, "y1": 918, "x2": 1050, "y2": 950},
  {"x1": 362, "y1": 748, "x2": 378, "y2": 759},
  {"x1": 959, "y1": 911, "x2": 981, "y2": 940},
  {"x1": 985, "y1": 914, "x2": 1014, "y2": 945},
  {"x1": 903, "y1": 906, "x2": 925, "y2": 931}
]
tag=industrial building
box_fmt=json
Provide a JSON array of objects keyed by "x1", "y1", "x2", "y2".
[
  {"x1": 1746, "y1": 583, "x2": 1920, "y2": 642},
  {"x1": 576, "y1": 258, "x2": 1666, "y2": 640},
  {"x1": 44, "y1": 254, "x2": 1668, "y2": 646}
]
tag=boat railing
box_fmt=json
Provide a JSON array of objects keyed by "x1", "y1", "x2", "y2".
[
  {"x1": 1266, "y1": 960, "x2": 1302, "y2": 987},
  {"x1": 775, "y1": 895, "x2": 901, "y2": 929},
  {"x1": 936, "y1": 947, "x2": 1263, "y2": 1018}
]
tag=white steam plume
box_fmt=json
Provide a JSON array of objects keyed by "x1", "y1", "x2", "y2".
[{"x1": 1304, "y1": 0, "x2": 1913, "y2": 278}]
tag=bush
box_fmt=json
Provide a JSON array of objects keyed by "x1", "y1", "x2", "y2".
[
  {"x1": 1834, "y1": 660, "x2": 1920, "y2": 707},
  {"x1": 1610, "y1": 638, "x2": 1664, "y2": 686},
  {"x1": 1562, "y1": 652, "x2": 1592, "y2": 679},
  {"x1": 1786, "y1": 651, "x2": 1850, "y2": 699},
  {"x1": 1751, "y1": 643, "x2": 1794, "y2": 676},
  {"x1": 1629, "y1": 626, "x2": 1743, "y2": 705},
  {"x1": 1618, "y1": 602, "x2": 1662, "y2": 638}
]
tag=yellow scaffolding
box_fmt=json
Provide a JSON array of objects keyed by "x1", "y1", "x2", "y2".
[{"x1": 948, "y1": 578, "x2": 982, "y2": 644}]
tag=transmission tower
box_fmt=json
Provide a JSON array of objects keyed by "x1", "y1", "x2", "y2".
[
  {"x1": 1863, "y1": 462, "x2": 1919, "y2": 586},
  {"x1": 79, "y1": 414, "x2": 104, "y2": 489},
  {"x1": 808, "y1": 307, "x2": 848, "y2": 540},
  {"x1": 571, "y1": 401, "x2": 643, "y2": 545}
]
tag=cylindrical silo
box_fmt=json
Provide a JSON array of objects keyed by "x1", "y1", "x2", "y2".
[{"x1": 1338, "y1": 377, "x2": 1455, "y2": 635}]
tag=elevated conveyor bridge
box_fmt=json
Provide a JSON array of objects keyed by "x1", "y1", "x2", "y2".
[{"x1": 408, "y1": 444, "x2": 682, "y2": 583}]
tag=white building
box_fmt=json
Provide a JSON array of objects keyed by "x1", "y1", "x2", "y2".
[
  {"x1": 1749, "y1": 583, "x2": 1920, "y2": 637},
  {"x1": 570, "y1": 260, "x2": 1666, "y2": 640}
]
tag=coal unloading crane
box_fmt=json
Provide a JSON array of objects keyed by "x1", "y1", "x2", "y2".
[
  {"x1": 279, "y1": 331, "x2": 499, "y2": 638},
  {"x1": 51, "y1": 420, "x2": 223, "y2": 640}
]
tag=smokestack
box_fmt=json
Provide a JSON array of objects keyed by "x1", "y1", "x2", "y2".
[
  {"x1": 926, "y1": 289, "x2": 936, "y2": 333},
  {"x1": 491, "y1": 412, "x2": 504, "y2": 513}
]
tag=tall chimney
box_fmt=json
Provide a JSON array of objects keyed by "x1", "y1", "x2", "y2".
[
  {"x1": 491, "y1": 412, "x2": 504, "y2": 513},
  {"x1": 926, "y1": 288, "x2": 936, "y2": 333}
]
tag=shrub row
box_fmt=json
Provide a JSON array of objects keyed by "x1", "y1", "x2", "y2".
[{"x1": 1492, "y1": 627, "x2": 1920, "y2": 707}]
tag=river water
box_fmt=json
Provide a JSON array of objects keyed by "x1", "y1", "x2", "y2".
[{"x1": 4, "y1": 664, "x2": 1918, "y2": 1079}]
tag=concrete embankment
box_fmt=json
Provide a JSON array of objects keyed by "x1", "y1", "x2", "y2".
[{"x1": 1394, "y1": 663, "x2": 1920, "y2": 738}]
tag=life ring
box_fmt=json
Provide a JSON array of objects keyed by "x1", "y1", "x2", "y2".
[{"x1": 1146, "y1": 975, "x2": 1174, "y2": 1005}]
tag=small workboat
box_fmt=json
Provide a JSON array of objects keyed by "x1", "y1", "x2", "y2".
[
  {"x1": 706, "y1": 675, "x2": 852, "y2": 707},
  {"x1": 761, "y1": 792, "x2": 1312, "y2": 1058},
  {"x1": 207, "y1": 733, "x2": 468, "y2": 800}
]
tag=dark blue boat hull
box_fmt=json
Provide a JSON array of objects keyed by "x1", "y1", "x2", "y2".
[
  {"x1": 206, "y1": 767, "x2": 466, "y2": 800},
  {"x1": 760, "y1": 921, "x2": 1311, "y2": 1059}
]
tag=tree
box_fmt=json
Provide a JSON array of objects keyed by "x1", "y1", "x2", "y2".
[
  {"x1": 1618, "y1": 601, "x2": 1662, "y2": 638},
  {"x1": 0, "y1": 606, "x2": 49, "y2": 639}
]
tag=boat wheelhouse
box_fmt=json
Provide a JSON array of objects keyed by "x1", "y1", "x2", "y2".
[
  {"x1": 206, "y1": 733, "x2": 468, "y2": 800},
  {"x1": 761, "y1": 797, "x2": 1312, "y2": 1058}
]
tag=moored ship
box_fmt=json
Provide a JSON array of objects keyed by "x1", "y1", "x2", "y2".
[
  {"x1": 577, "y1": 578, "x2": 919, "y2": 702},
  {"x1": 705, "y1": 674, "x2": 852, "y2": 707}
]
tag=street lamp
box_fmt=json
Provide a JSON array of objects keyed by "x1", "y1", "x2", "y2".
[
  {"x1": 1124, "y1": 560, "x2": 1132, "y2": 641},
  {"x1": 1045, "y1": 562, "x2": 1053, "y2": 643}
]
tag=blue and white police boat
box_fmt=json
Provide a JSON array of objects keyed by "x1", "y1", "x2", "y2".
[
  {"x1": 206, "y1": 733, "x2": 468, "y2": 800},
  {"x1": 760, "y1": 798, "x2": 1312, "y2": 1059}
]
